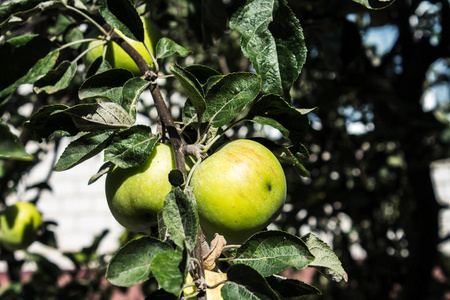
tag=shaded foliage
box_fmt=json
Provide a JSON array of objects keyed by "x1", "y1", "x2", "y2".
[{"x1": 278, "y1": 0, "x2": 450, "y2": 299}]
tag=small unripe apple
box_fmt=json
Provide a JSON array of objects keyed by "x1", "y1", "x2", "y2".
[
  {"x1": 0, "y1": 202, "x2": 42, "y2": 251},
  {"x1": 190, "y1": 139, "x2": 286, "y2": 244},
  {"x1": 84, "y1": 17, "x2": 160, "y2": 76},
  {"x1": 105, "y1": 143, "x2": 176, "y2": 233}
]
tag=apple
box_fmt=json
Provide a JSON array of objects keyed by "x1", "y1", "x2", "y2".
[
  {"x1": 190, "y1": 139, "x2": 286, "y2": 244},
  {"x1": 105, "y1": 143, "x2": 176, "y2": 233},
  {"x1": 0, "y1": 202, "x2": 42, "y2": 251},
  {"x1": 184, "y1": 270, "x2": 227, "y2": 299},
  {"x1": 84, "y1": 17, "x2": 160, "y2": 76}
]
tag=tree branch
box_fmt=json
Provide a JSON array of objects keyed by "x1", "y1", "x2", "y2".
[
  {"x1": 149, "y1": 83, "x2": 187, "y2": 175},
  {"x1": 103, "y1": 23, "x2": 186, "y2": 175},
  {"x1": 103, "y1": 22, "x2": 205, "y2": 299}
]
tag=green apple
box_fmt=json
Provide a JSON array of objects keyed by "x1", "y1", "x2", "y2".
[
  {"x1": 190, "y1": 139, "x2": 286, "y2": 244},
  {"x1": 184, "y1": 270, "x2": 227, "y2": 299},
  {"x1": 84, "y1": 17, "x2": 160, "y2": 76},
  {"x1": 0, "y1": 202, "x2": 42, "y2": 251},
  {"x1": 105, "y1": 143, "x2": 176, "y2": 233}
]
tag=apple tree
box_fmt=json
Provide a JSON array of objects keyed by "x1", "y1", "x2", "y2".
[{"x1": 0, "y1": 0, "x2": 395, "y2": 298}]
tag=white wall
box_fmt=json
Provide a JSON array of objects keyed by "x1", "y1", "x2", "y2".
[{"x1": 3, "y1": 138, "x2": 124, "y2": 271}]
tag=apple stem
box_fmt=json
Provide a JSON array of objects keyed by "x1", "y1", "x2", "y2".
[
  {"x1": 184, "y1": 154, "x2": 202, "y2": 190},
  {"x1": 56, "y1": 38, "x2": 100, "y2": 53},
  {"x1": 143, "y1": 42, "x2": 159, "y2": 73},
  {"x1": 206, "y1": 280, "x2": 228, "y2": 290},
  {"x1": 64, "y1": 4, "x2": 109, "y2": 37},
  {"x1": 71, "y1": 39, "x2": 107, "y2": 64},
  {"x1": 149, "y1": 83, "x2": 187, "y2": 176},
  {"x1": 195, "y1": 227, "x2": 207, "y2": 300}
]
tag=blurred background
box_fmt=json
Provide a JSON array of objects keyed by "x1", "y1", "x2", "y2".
[{"x1": 1, "y1": 0, "x2": 450, "y2": 299}]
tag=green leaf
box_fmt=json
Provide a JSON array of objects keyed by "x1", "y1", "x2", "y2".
[
  {"x1": 157, "y1": 211, "x2": 169, "y2": 241},
  {"x1": 248, "y1": 94, "x2": 316, "y2": 144},
  {"x1": 88, "y1": 162, "x2": 113, "y2": 185},
  {"x1": 53, "y1": 130, "x2": 114, "y2": 172},
  {"x1": 232, "y1": 231, "x2": 315, "y2": 277},
  {"x1": 222, "y1": 264, "x2": 279, "y2": 300},
  {"x1": 51, "y1": 14, "x2": 72, "y2": 36},
  {"x1": 62, "y1": 102, "x2": 134, "y2": 131},
  {"x1": 106, "y1": 236, "x2": 172, "y2": 287},
  {"x1": 301, "y1": 233, "x2": 348, "y2": 283},
  {"x1": 150, "y1": 249, "x2": 187, "y2": 295},
  {"x1": 162, "y1": 188, "x2": 199, "y2": 251},
  {"x1": 0, "y1": 0, "x2": 41, "y2": 24},
  {"x1": 170, "y1": 63, "x2": 206, "y2": 122},
  {"x1": 0, "y1": 120, "x2": 33, "y2": 161},
  {"x1": 0, "y1": 0, "x2": 63, "y2": 34},
  {"x1": 24, "y1": 104, "x2": 79, "y2": 140},
  {"x1": 156, "y1": 38, "x2": 191, "y2": 59},
  {"x1": 203, "y1": 75, "x2": 226, "y2": 93},
  {"x1": 252, "y1": 138, "x2": 310, "y2": 178},
  {"x1": 274, "y1": 145, "x2": 310, "y2": 178},
  {"x1": 0, "y1": 35, "x2": 58, "y2": 99},
  {"x1": 79, "y1": 69, "x2": 134, "y2": 103},
  {"x1": 352, "y1": 0, "x2": 396, "y2": 9},
  {"x1": 229, "y1": 0, "x2": 307, "y2": 100},
  {"x1": 184, "y1": 65, "x2": 221, "y2": 85},
  {"x1": 33, "y1": 60, "x2": 77, "y2": 94},
  {"x1": 204, "y1": 72, "x2": 261, "y2": 128},
  {"x1": 64, "y1": 25, "x2": 84, "y2": 49},
  {"x1": 122, "y1": 77, "x2": 150, "y2": 120},
  {"x1": 98, "y1": 0, "x2": 144, "y2": 41},
  {"x1": 86, "y1": 57, "x2": 113, "y2": 78},
  {"x1": 103, "y1": 125, "x2": 158, "y2": 168},
  {"x1": 266, "y1": 275, "x2": 322, "y2": 298}
]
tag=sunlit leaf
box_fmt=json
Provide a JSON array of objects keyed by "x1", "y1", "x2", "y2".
[
  {"x1": 106, "y1": 236, "x2": 172, "y2": 287},
  {"x1": 162, "y1": 188, "x2": 199, "y2": 251},
  {"x1": 53, "y1": 130, "x2": 114, "y2": 171},
  {"x1": 229, "y1": 0, "x2": 306, "y2": 100},
  {"x1": 302, "y1": 233, "x2": 348, "y2": 282},
  {"x1": 232, "y1": 231, "x2": 315, "y2": 277},
  {"x1": 150, "y1": 249, "x2": 187, "y2": 295},
  {"x1": 156, "y1": 38, "x2": 191, "y2": 59},
  {"x1": 62, "y1": 102, "x2": 133, "y2": 131},
  {"x1": 121, "y1": 77, "x2": 150, "y2": 120},
  {"x1": 204, "y1": 72, "x2": 261, "y2": 128},
  {"x1": 103, "y1": 125, "x2": 158, "y2": 168}
]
